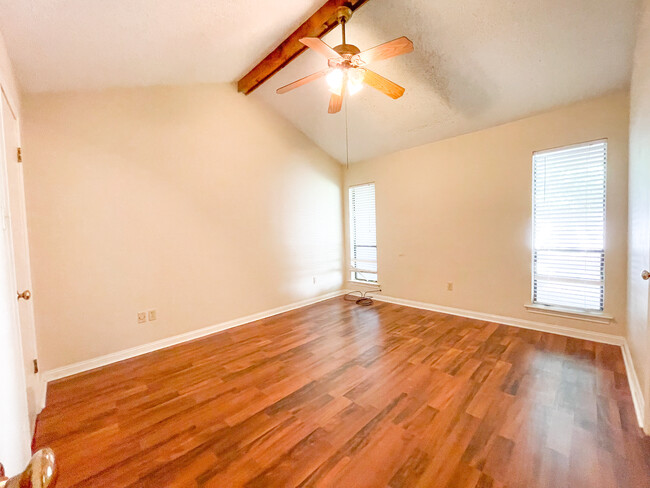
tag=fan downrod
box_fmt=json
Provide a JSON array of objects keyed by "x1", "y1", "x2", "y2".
[{"x1": 333, "y1": 6, "x2": 358, "y2": 56}]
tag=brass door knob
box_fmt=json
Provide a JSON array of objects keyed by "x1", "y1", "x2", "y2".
[
  {"x1": 17, "y1": 290, "x2": 31, "y2": 301},
  {"x1": 643, "y1": 270, "x2": 650, "y2": 281},
  {"x1": 0, "y1": 448, "x2": 58, "y2": 488}
]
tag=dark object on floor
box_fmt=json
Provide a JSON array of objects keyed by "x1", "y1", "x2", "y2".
[{"x1": 344, "y1": 289, "x2": 379, "y2": 306}]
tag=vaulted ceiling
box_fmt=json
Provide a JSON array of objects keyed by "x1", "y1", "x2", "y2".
[{"x1": 0, "y1": 0, "x2": 641, "y2": 162}]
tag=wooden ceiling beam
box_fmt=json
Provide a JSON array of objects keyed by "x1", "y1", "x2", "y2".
[{"x1": 237, "y1": 0, "x2": 371, "y2": 95}]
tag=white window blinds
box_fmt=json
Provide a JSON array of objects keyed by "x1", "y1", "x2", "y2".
[
  {"x1": 349, "y1": 183, "x2": 377, "y2": 283},
  {"x1": 532, "y1": 140, "x2": 607, "y2": 311}
]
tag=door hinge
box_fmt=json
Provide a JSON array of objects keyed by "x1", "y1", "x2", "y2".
[
  {"x1": 17, "y1": 147, "x2": 22, "y2": 163},
  {"x1": 33, "y1": 359, "x2": 39, "y2": 374}
]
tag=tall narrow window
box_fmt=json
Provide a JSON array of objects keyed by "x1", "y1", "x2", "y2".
[
  {"x1": 532, "y1": 140, "x2": 607, "y2": 311},
  {"x1": 349, "y1": 183, "x2": 377, "y2": 283}
]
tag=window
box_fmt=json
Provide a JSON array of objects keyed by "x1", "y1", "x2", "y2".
[
  {"x1": 532, "y1": 140, "x2": 607, "y2": 312},
  {"x1": 349, "y1": 183, "x2": 377, "y2": 283}
]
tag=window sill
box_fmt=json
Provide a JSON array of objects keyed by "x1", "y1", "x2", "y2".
[
  {"x1": 524, "y1": 303, "x2": 614, "y2": 324},
  {"x1": 348, "y1": 279, "x2": 381, "y2": 287}
]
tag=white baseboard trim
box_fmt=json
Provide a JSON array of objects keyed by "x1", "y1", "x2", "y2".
[
  {"x1": 41, "y1": 290, "x2": 347, "y2": 386},
  {"x1": 29, "y1": 373, "x2": 48, "y2": 431},
  {"x1": 370, "y1": 293, "x2": 645, "y2": 430},
  {"x1": 39, "y1": 288, "x2": 646, "y2": 432},
  {"x1": 621, "y1": 341, "x2": 646, "y2": 431},
  {"x1": 36, "y1": 373, "x2": 47, "y2": 411},
  {"x1": 372, "y1": 294, "x2": 625, "y2": 345}
]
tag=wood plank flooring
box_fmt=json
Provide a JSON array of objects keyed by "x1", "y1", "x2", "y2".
[{"x1": 33, "y1": 298, "x2": 650, "y2": 487}]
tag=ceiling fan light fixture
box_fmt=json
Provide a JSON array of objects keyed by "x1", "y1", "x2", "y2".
[
  {"x1": 326, "y1": 68, "x2": 344, "y2": 95},
  {"x1": 347, "y1": 80, "x2": 362, "y2": 95},
  {"x1": 347, "y1": 68, "x2": 365, "y2": 95}
]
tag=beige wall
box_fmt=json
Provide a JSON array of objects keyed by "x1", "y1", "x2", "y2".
[
  {"x1": 344, "y1": 92, "x2": 629, "y2": 337},
  {"x1": 22, "y1": 84, "x2": 344, "y2": 371},
  {"x1": 628, "y1": 0, "x2": 650, "y2": 430}
]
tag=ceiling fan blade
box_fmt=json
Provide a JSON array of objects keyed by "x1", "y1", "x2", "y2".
[
  {"x1": 363, "y1": 69, "x2": 405, "y2": 99},
  {"x1": 276, "y1": 69, "x2": 330, "y2": 94},
  {"x1": 328, "y1": 79, "x2": 346, "y2": 114},
  {"x1": 300, "y1": 37, "x2": 341, "y2": 59},
  {"x1": 354, "y1": 36, "x2": 414, "y2": 65},
  {"x1": 328, "y1": 93, "x2": 343, "y2": 114}
]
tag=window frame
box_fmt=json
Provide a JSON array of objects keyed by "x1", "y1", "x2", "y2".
[
  {"x1": 529, "y1": 138, "x2": 609, "y2": 317},
  {"x1": 348, "y1": 182, "x2": 378, "y2": 284}
]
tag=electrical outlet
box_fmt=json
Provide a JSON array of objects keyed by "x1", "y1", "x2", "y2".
[
  {"x1": 312, "y1": 276, "x2": 317, "y2": 285},
  {"x1": 137, "y1": 312, "x2": 147, "y2": 323},
  {"x1": 148, "y1": 309, "x2": 157, "y2": 321},
  {"x1": 447, "y1": 282, "x2": 454, "y2": 291}
]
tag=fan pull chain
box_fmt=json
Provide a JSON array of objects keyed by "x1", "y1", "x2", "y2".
[
  {"x1": 343, "y1": 16, "x2": 349, "y2": 168},
  {"x1": 345, "y1": 94, "x2": 350, "y2": 169},
  {"x1": 342, "y1": 0, "x2": 347, "y2": 167}
]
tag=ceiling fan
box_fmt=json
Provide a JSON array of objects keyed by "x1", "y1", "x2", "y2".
[{"x1": 276, "y1": 6, "x2": 413, "y2": 114}]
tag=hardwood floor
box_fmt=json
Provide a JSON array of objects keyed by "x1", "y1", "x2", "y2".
[{"x1": 33, "y1": 298, "x2": 650, "y2": 487}]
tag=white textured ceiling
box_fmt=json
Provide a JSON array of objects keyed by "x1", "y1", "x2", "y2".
[
  {"x1": 0, "y1": 0, "x2": 642, "y2": 162},
  {"x1": 0, "y1": 0, "x2": 325, "y2": 91}
]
